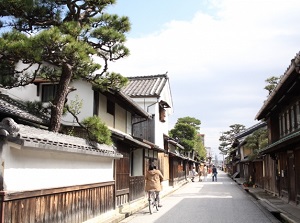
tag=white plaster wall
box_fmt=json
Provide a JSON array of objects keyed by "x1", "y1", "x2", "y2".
[
  {"x1": 4, "y1": 80, "x2": 95, "y2": 125},
  {"x1": 61, "y1": 80, "x2": 94, "y2": 125},
  {"x1": 160, "y1": 81, "x2": 174, "y2": 115},
  {"x1": 126, "y1": 111, "x2": 132, "y2": 135},
  {"x1": 4, "y1": 84, "x2": 39, "y2": 102},
  {"x1": 132, "y1": 149, "x2": 143, "y2": 176},
  {"x1": 98, "y1": 93, "x2": 114, "y2": 127},
  {"x1": 115, "y1": 104, "x2": 126, "y2": 132},
  {"x1": 2, "y1": 144, "x2": 114, "y2": 192},
  {"x1": 132, "y1": 98, "x2": 158, "y2": 114}
]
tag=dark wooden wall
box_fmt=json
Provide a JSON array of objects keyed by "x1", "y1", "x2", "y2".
[
  {"x1": 253, "y1": 161, "x2": 263, "y2": 187},
  {"x1": 263, "y1": 155, "x2": 277, "y2": 195},
  {"x1": 115, "y1": 147, "x2": 130, "y2": 207},
  {"x1": 296, "y1": 149, "x2": 300, "y2": 204},
  {"x1": 0, "y1": 182, "x2": 115, "y2": 223},
  {"x1": 132, "y1": 119, "x2": 155, "y2": 143},
  {"x1": 129, "y1": 176, "x2": 145, "y2": 201},
  {"x1": 115, "y1": 146, "x2": 145, "y2": 206}
]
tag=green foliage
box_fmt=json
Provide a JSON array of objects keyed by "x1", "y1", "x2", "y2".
[
  {"x1": 244, "y1": 128, "x2": 268, "y2": 160},
  {"x1": 68, "y1": 95, "x2": 83, "y2": 117},
  {"x1": 243, "y1": 180, "x2": 254, "y2": 187},
  {"x1": 81, "y1": 116, "x2": 113, "y2": 145},
  {"x1": 194, "y1": 134, "x2": 206, "y2": 160},
  {"x1": 24, "y1": 100, "x2": 50, "y2": 116},
  {"x1": 219, "y1": 124, "x2": 246, "y2": 154},
  {"x1": 169, "y1": 116, "x2": 202, "y2": 151},
  {"x1": 176, "y1": 116, "x2": 201, "y2": 130},
  {"x1": 0, "y1": 0, "x2": 131, "y2": 132},
  {"x1": 264, "y1": 76, "x2": 281, "y2": 95},
  {"x1": 169, "y1": 123, "x2": 196, "y2": 151}
]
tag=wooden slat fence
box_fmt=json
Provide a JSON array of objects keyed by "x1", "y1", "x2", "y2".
[{"x1": 0, "y1": 182, "x2": 115, "y2": 223}]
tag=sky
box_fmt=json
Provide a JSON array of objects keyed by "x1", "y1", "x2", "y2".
[{"x1": 106, "y1": 0, "x2": 300, "y2": 157}]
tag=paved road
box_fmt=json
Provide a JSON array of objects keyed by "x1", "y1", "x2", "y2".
[{"x1": 120, "y1": 171, "x2": 280, "y2": 223}]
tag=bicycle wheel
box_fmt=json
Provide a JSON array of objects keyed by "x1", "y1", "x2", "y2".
[
  {"x1": 154, "y1": 199, "x2": 159, "y2": 211},
  {"x1": 148, "y1": 192, "x2": 154, "y2": 214},
  {"x1": 154, "y1": 193, "x2": 159, "y2": 211}
]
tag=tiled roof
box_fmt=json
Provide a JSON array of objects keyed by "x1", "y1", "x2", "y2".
[
  {"x1": 234, "y1": 122, "x2": 267, "y2": 139},
  {"x1": 122, "y1": 74, "x2": 168, "y2": 98},
  {"x1": 8, "y1": 124, "x2": 122, "y2": 158},
  {"x1": 0, "y1": 93, "x2": 49, "y2": 125}
]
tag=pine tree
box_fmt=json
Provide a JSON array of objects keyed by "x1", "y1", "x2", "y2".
[
  {"x1": 0, "y1": 0, "x2": 130, "y2": 132},
  {"x1": 219, "y1": 124, "x2": 246, "y2": 155}
]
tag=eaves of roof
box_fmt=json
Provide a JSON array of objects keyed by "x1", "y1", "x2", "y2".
[
  {"x1": 109, "y1": 127, "x2": 151, "y2": 149},
  {"x1": 255, "y1": 52, "x2": 300, "y2": 120},
  {"x1": 240, "y1": 157, "x2": 249, "y2": 163},
  {"x1": 168, "y1": 150, "x2": 187, "y2": 159},
  {"x1": 116, "y1": 90, "x2": 152, "y2": 118},
  {"x1": 8, "y1": 124, "x2": 122, "y2": 158},
  {"x1": 167, "y1": 139, "x2": 185, "y2": 150},
  {"x1": 133, "y1": 136, "x2": 165, "y2": 152},
  {"x1": 259, "y1": 129, "x2": 300, "y2": 154},
  {"x1": 234, "y1": 122, "x2": 267, "y2": 139},
  {"x1": 100, "y1": 89, "x2": 152, "y2": 119},
  {"x1": 122, "y1": 74, "x2": 169, "y2": 98},
  {"x1": 0, "y1": 93, "x2": 50, "y2": 125}
]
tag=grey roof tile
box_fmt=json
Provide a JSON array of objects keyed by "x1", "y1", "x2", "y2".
[
  {"x1": 122, "y1": 74, "x2": 168, "y2": 98},
  {"x1": 0, "y1": 93, "x2": 49, "y2": 125},
  {"x1": 8, "y1": 124, "x2": 122, "y2": 158}
]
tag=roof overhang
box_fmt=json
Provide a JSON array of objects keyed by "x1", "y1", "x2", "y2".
[
  {"x1": 259, "y1": 129, "x2": 300, "y2": 155},
  {"x1": 255, "y1": 52, "x2": 300, "y2": 120},
  {"x1": 234, "y1": 122, "x2": 267, "y2": 139},
  {"x1": 109, "y1": 128, "x2": 151, "y2": 149},
  {"x1": 101, "y1": 89, "x2": 152, "y2": 119},
  {"x1": 6, "y1": 124, "x2": 123, "y2": 159},
  {"x1": 167, "y1": 139, "x2": 185, "y2": 150},
  {"x1": 133, "y1": 136, "x2": 165, "y2": 152}
]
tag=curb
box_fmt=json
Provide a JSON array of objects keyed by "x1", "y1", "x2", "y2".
[{"x1": 280, "y1": 213, "x2": 299, "y2": 223}]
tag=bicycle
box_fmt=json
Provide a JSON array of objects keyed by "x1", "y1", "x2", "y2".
[{"x1": 148, "y1": 190, "x2": 159, "y2": 214}]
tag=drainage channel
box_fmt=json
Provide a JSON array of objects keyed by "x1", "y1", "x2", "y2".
[{"x1": 271, "y1": 212, "x2": 288, "y2": 223}]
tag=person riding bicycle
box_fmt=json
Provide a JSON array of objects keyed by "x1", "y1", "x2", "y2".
[{"x1": 145, "y1": 165, "x2": 164, "y2": 207}]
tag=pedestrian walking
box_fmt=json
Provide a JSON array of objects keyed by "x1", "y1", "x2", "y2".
[
  {"x1": 212, "y1": 165, "x2": 218, "y2": 182},
  {"x1": 190, "y1": 166, "x2": 197, "y2": 182},
  {"x1": 203, "y1": 164, "x2": 208, "y2": 181},
  {"x1": 198, "y1": 164, "x2": 204, "y2": 182}
]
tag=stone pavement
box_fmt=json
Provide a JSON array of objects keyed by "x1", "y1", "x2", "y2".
[
  {"x1": 86, "y1": 175, "x2": 300, "y2": 223},
  {"x1": 84, "y1": 180, "x2": 189, "y2": 223},
  {"x1": 233, "y1": 177, "x2": 300, "y2": 223}
]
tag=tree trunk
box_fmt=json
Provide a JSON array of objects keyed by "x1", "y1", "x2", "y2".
[{"x1": 49, "y1": 63, "x2": 73, "y2": 132}]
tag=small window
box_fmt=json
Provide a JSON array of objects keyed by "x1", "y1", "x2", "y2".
[
  {"x1": 159, "y1": 106, "x2": 166, "y2": 122},
  {"x1": 107, "y1": 99, "x2": 115, "y2": 115},
  {"x1": 42, "y1": 84, "x2": 58, "y2": 102}
]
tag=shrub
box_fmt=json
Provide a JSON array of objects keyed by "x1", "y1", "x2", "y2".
[{"x1": 81, "y1": 116, "x2": 113, "y2": 145}]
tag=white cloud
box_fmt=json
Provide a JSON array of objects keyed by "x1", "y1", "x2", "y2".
[{"x1": 108, "y1": 0, "x2": 300, "y2": 153}]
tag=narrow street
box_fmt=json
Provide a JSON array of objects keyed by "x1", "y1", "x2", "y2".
[{"x1": 120, "y1": 171, "x2": 280, "y2": 223}]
